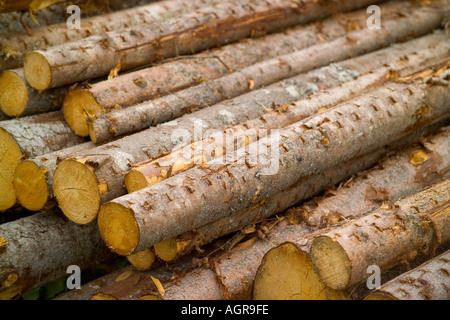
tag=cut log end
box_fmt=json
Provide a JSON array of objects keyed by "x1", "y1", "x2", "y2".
[
  {"x1": 364, "y1": 292, "x2": 397, "y2": 300},
  {"x1": 127, "y1": 249, "x2": 156, "y2": 271},
  {"x1": 98, "y1": 202, "x2": 140, "y2": 256},
  {"x1": 124, "y1": 169, "x2": 153, "y2": 193},
  {"x1": 63, "y1": 90, "x2": 102, "y2": 137},
  {"x1": 0, "y1": 128, "x2": 22, "y2": 211},
  {"x1": 153, "y1": 237, "x2": 178, "y2": 262},
  {"x1": 310, "y1": 236, "x2": 352, "y2": 291},
  {"x1": 53, "y1": 159, "x2": 100, "y2": 224},
  {"x1": 253, "y1": 242, "x2": 348, "y2": 300},
  {"x1": 23, "y1": 52, "x2": 52, "y2": 91},
  {"x1": 0, "y1": 70, "x2": 28, "y2": 117},
  {"x1": 13, "y1": 160, "x2": 48, "y2": 211}
]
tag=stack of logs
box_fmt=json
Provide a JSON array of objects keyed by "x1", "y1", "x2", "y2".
[{"x1": 0, "y1": 0, "x2": 449, "y2": 300}]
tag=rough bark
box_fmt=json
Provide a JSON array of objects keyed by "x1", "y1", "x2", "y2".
[
  {"x1": 310, "y1": 180, "x2": 450, "y2": 291},
  {"x1": 155, "y1": 126, "x2": 450, "y2": 263},
  {"x1": 0, "y1": 68, "x2": 69, "y2": 117},
  {"x1": 23, "y1": 0, "x2": 385, "y2": 90},
  {"x1": 253, "y1": 127, "x2": 450, "y2": 299},
  {"x1": 295, "y1": 127, "x2": 450, "y2": 228},
  {"x1": 124, "y1": 40, "x2": 450, "y2": 193},
  {"x1": 364, "y1": 250, "x2": 450, "y2": 300},
  {"x1": 0, "y1": 0, "x2": 219, "y2": 71},
  {"x1": 0, "y1": 207, "x2": 115, "y2": 300},
  {"x1": 87, "y1": 5, "x2": 448, "y2": 142},
  {"x1": 63, "y1": 2, "x2": 400, "y2": 137},
  {"x1": 53, "y1": 32, "x2": 446, "y2": 224},
  {"x1": 0, "y1": 111, "x2": 86, "y2": 211},
  {"x1": 13, "y1": 141, "x2": 96, "y2": 211},
  {"x1": 97, "y1": 74, "x2": 450, "y2": 256}
]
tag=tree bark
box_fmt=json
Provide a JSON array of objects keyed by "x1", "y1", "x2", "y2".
[
  {"x1": 0, "y1": 68, "x2": 69, "y2": 117},
  {"x1": 155, "y1": 126, "x2": 450, "y2": 264},
  {"x1": 63, "y1": 2, "x2": 402, "y2": 137},
  {"x1": 97, "y1": 74, "x2": 450, "y2": 256},
  {"x1": 0, "y1": 111, "x2": 86, "y2": 211},
  {"x1": 53, "y1": 32, "x2": 446, "y2": 225},
  {"x1": 310, "y1": 180, "x2": 450, "y2": 291},
  {"x1": 86, "y1": 5, "x2": 448, "y2": 142},
  {"x1": 23, "y1": 0, "x2": 385, "y2": 90},
  {"x1": 0, "y1": 0, "x2": 220, "y2": 71},
  {"x1": 364, "y1": 250, "x2": 450, "y2": 300},
  {"x1": 252, "y1": 127, "x2": 450, "y2": 299},
  {"x1": 13, "y1": 141, "x2": 96, "y2": 211},
  {"x1": 124, "y1": 40, "x2": 450, "y2": 193},
  {"x1": 0, "y1": 207, "x2": 115, "y2": 300}
]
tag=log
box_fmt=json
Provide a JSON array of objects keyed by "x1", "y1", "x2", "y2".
[
  {"x1": 309, "y1": 180, "x2": 450, "y2": 291},
  {"x1": 63, "y1": 2, "x2": 399, "y2": 137},
  {"x1": 0, "y1": 208, "x2": 115, "y2": 300},
  {"x1": 82, "y1": 125, "x2": 448, "y2": 300},
  {"x1": 124, "y1": 41, "x2": 450, "y2": 193},
  {"x1": 13, "y1": 141, "x2": 96, "y2": 211},
  {"x1": 23, "y1": 0, "x2": 384, "y2": 90},
  {"x1": 0, "y1": 0, "x2": 219, "y2": 71},
  {"x1": 252, "y1": 127, "x2": 450, "y2": 299},
  {"x1": 364, "y1": 250, "x2": 450, "y2": 300},
  {"x1": 86, "y1": 5, "x2": 448, "y2": 143},
  {"x1": 96, "y1": 73, "x2": 450, "y2": 256},
  {"x1": 0, "y1": 68, "x2": 69, "y2": 117},
  {"x1": 0, "y1": 111, "x2": 86, "y2": 211},
  {"x1": 157, "y1": 126, "x2": 450, "y2": 264},
  {"x1": 53, "y1": 32, "x2": 447, "y2": 224},
  {"x1": 126, "y1": 249, "x2": 156, "y2": 271}
]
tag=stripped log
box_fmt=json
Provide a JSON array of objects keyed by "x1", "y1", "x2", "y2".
[
  {"x1": 53, "y1": 33, "x2": 446, "y2": 224},
  {"x1": 0, "y1": 208, "x2": 115, "y2": 300},
  {"x1": 13, "y1": 142, "x2": 96, "y2": 211},
  {"x1": 0, "y1": 0, "x2": 219, "y2": 71},
  {"x1": 86, "y1": 5, "x2": 448, "y2": 142},
  {"x1": 156, "y1": 127, "x2": 450, "y2": 264},
  {"x1": 0, "y1": 111, "x2": 86, "y2": 211},
  {"x1": 23, "y1": 0, "x2": 384, "y2": 90},
  {"x1": 63, "y1": 2, "x2": 400, "y2": 137},
  {"x1": 253, "y1": 127, "x2": 450, "y2": 299},
  {"x1": 365, "y1": 250, "x2": 450, "y2": 300},
  {"x1": 124, "y1": 41, "x2": 450, "y2": 193},
  {"x1": 309, "y1": 180, "x2": 450, "y2": 291},
  {"x1": 97, "y1": 72, "x2": 450, "y2": 256},
  {"x1": 0, "y1": 68, "x2": 69, "y2": 117}
]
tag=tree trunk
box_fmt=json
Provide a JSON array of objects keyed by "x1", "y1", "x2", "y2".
[
  {"x1": 364, "y1": 250, "x2": 450, "y2": 300},
  {"x1": 86, "y1": 5, "x2": 448, "y2": 142},
  {"x1": 97, "y1": 75, "x2": 450, "y2": 256},
  {"x1": 13, "y1": 141, "x2": 96, "y2": 211},
  {"x1": 23, "y1": 0, "x2": 385, "y2": 90},
  {"x1": 0, "y1": 111, "x2": 86, "y2": 211},
  {"x1": 0, "y1": 0, "x2": 219, "y2": 71},
  {"x1": 156, "y1": 126, "x2": 450, "y2": 264},
  {"x1": 253, "y1": 127, "x2": 450, "y2": 299},
  {"x1": 52, "y1": 32, "x2": 446, "y2": 225},
  {"x1": 0, "y1": 68, "x2": 69, "y2": 117},
  {"x1": 310, "y1": 180, "x2": 450, "y2": 291},
  {"x1": 124, "y1": 40, "x2": 450, "y2": 193},
  {"x1": 63, "y1": 2, "x2": 403, "y2": 137},
  {"x1": 0, "y1": 208, "x2": 115, "y2": 300}
]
